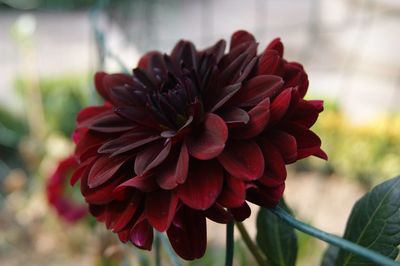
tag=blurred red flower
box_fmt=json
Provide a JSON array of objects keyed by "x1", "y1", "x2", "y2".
[
  {"x1": 47, "y1": 156, "x2": 87, "y2": 223},
  {"x1": 71, "y1": 30, "x2": 327, "y2": 260}
]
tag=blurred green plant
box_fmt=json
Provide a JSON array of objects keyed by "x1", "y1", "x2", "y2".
[
  {"x1": 0, "y1": 105, "x2": 27, "y2": 150},
  {"x1": 0, "y1": 105, "x2": 28, "y2": 189},
  {"x1": 296, "y1": 100, "x2": 400, "y2": 188},
  {"x1": 15, "y1": 74, "x2": 91, "y2": 138},
  {"x1": 1, "y1": 73, "x2": 90, "y2": 197}
]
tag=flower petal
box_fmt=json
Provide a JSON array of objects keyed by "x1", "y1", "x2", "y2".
[
  {"x1": 115, "y1": 174, "x2": 157, "y2": 194},
  {"x1": 269, "y1": 88, "x2": 292, "y2": 126},
  {"x1": 114, "y1": 106, "x2": 161, "y2": 130},
  {"x1": 102, "y1": 73, "x2": 135, "y2": 102},
  {"x1": 283, "y1": 122, "x2": 324, "y2": 160},
  {"x1": 229, "y1": 202, "x2": 251, "y2": 222},
  {"x1": 109, "y1": 85, "x2": 144, "y2": 107},
  {"x1": 88, "y1": 156, "x2": 125, "y2": 188},
  {"x1": 76, "y1": 105, "x2": 111, "y2": 126},
  {"x1": 94, "y1": 72, "x2": 109, "y2": 101},
  {"x1": 138, "y1": 51, "x2": 164, "y2": 71},
  {"x1": 223, "y1": 37, "x2": 256, "y2": 66},
  {"x1": 112, "y1": 194, "x2": 142, "y2": 232},
  {"x1": 202, "y1": 39, "x2": 226, "y2": 62},
  {"x1": 217, "y1": 175, "x2": 246, "y2": 208},
  {"x1": 247, "y1": 183, "x2": 285, "y2": 208},
  {"x1": 171, "y1": 41, "x2": 198, "y2": 70},
  {"x1": 47, "y1": 156, "x2": 88, "y2": 223},
  {"x1": 74, "y1": 130, "x2": 106, "y2": 161},
  {"x1": 235, "y1": 75, "x2": 283, "y2": 107},
  {"x1": 181, "y1": 42, "x2": 198, "y2": 70},
  {"x1": 156, "y1": 144, "x2": 189, "y2": 189},
  {"x1": 258, "y1": 139, "x2": 287, "y2": 186},
  {"x1": 266, "y1": 38, "x2": 284, "y2": 57},
  {"x1": 134, "y1": 141, "x2": 171, "y2": 176},
  {"x1": 177, "y1": 160, "x2": 223, "y2": 210},
  {"x1": 145, "y1": 190, "x2": 178, "y2": 232},
  {"x1": 217, "y1": 140, "x2": 264, "y2": 180},
  {"x1": 133, "y1": 68, "x2": 158, "y2": 90},
  {"x1": 167, "y1": 207, "x2": 206, "y2": 260},
  {"x1": 230, "y1": 30, "x2": 256, "y2": 50},
  {"x1": 98, "y1": 131, "x2": 161, "y2": 156},
  {"x1": 186, "y1": 113, "x2": 228, "y2": 160},
  {"x1": 268, "y1": 130, "x2": 297, "y2": 163},
  {"x1": 230, "y1": 98, "x2": 270, "y2": 139},
  {"x1": 88, "y1": 112, "x2": 135, "y2": 133},
  {"x1": 77, "y1": 109, "x2": 114, "y2": 130},
  {"x1": 219, "y1": 107, "x2": 250, "y2": 127},
  {"x1": 257, "y1": 49, "x2": 282, "y2": 75},
  {"x1": 291, "y1": 99, "x2": 323, "y2": 128},
  {"x1": 89, "y1": 204, "x2": 106, "y2": 222},
  {"x1": 147, "y1": 52, "x2": 168, "y2": 78},
  {"x1": 208, "y1": 83, "x2": 241, "y2": 112},
  {"x1": 130, "y1": 218, "x2": 153, "y2": 250},
  {"x1": 219, "y1": 52, "x2": 250, "y2": 86},
  {"x1": 314, "y1": 148, "x2": 328, "y2": 160},
  {"x1": 205, "y1": 204, "x2": 233, "y2": 224},
  {"x1": 83, "y1": 174, "x2": 124, "y2": 204},
  {"x1": 236, "y1": 57, "x2": 257, "y2": 83},
  {"x1": 70, "y1": 157, "x2": 95, "y2": 186},
  {"x1": 283, "y1": 62, "x2": 309, "y2": 98},
  {"x1": 117, "y1": 228, "x2": 131, "y2": 243}
]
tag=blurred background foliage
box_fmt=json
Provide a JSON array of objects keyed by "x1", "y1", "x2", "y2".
[
  {"x1": 298, "y1": 99, "x2": 400, "y2": 188},
  {"x1": 14, "y1": 75, "x2": 90, "y2": 137},
  {"x1": 1, "y1": 0, "x2": 400, "y2": 265}
]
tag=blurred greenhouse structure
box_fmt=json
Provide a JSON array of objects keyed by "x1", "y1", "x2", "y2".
[{"x1": 1, "y1": 0, "x2": 400, "y2": 265}]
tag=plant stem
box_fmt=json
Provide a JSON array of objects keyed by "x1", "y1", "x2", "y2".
[
  {"x1": 155, "y1": 233, "x2": 161, "y2": 266},
  {"x1": 271, "y1": 205, "x2": 399, "y2": 266},
  {"x1": 159, "y1": 234, "x2": 182, "y2": 266},
  {"x1": 225, "y1": 222, "x2": 234, "y2": 266},
  {"x1": 235, "y1": 222, "x2": 269, "y2": 266}
]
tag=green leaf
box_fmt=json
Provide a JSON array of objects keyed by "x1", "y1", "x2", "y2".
[
  {"x1": 256, "y1": 199, "x2": 298, "y2": 266},
  {"x1": 321, "y1": 245, "x2": 339, "y2": 266},
  {"x1": 335, "y1": 176, "x2": 400, "y2": 266}
]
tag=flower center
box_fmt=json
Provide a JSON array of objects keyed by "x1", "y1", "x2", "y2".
[{"x1": 138, "y1": 68, "x2": 203, "y2": 131}]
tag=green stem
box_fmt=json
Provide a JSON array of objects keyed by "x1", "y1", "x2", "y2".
[
  {"x1": 225, "y1": 222, "x2": 234, "y2": 266},
  {"x1": 271, "y1": 206, "x2": 399, "y2": 266},
  {"x1": 155, "y1": 233, "x2": 161, "y2": 266},
  {"x1": 235, "y1": 222, "x2": 269, "y2": 266},
  {"x1": 159, "y1": 234, "x2": 182, "y2": 266}
]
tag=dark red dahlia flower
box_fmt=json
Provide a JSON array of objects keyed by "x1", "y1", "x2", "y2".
[
  {"x1": 71, "y1": 30, "x2": 327, "y2": 260},
  {"x1": 47, "y1": 156, "x2": 87, "y2": 223}
]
